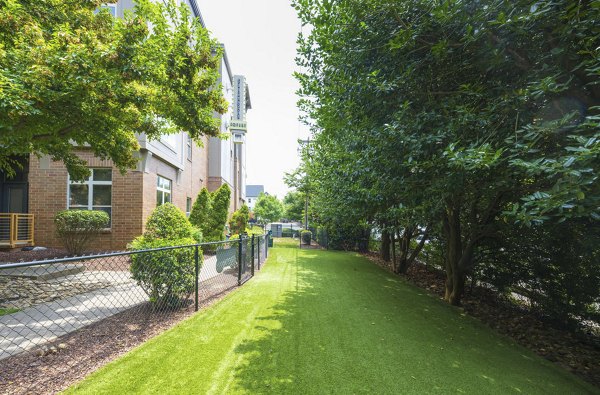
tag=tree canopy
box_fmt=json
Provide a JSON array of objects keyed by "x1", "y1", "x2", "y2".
[
  {"x1": 0, "y1": 0, "x2": 227, "y2": 180},
  {"x1": 292, "y1": 0, "x2": 599, "y2": 317},
  {"x1": 253, "y1": 193, "x2": 284, "y2": 224},
  {"x1": 283, "y1": 191, "x2": 305, "y2": 222}
]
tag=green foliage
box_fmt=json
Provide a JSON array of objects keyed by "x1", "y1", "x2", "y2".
[
  {"x1": 253, "y1": 193, "x2": 284, "y2": 224},
  {"x1": 205, "y1": 184, "x2": 231, "y2": 242},
  {"x1": 129, "y1": 203, "x2": 199, "y2": 307},
  {"x1": 129, "y1": 237, "x2": 198, "y2": 308},
  {"x1": 281, "y1": 227, "x2": 300, "y2": 238},
  {"x1": 283, "y1": 191, "x2": 305, "y2": 222},
  {"x1": 229, "y1": 204, "x2": 249, "y2": 235},
  {"x1": 68, "y1": 240, "x2": 597, "y2": 394},
  {"x1": 292, "y1": 0, "x2": 600, "y2": 312},
  {"x1": 0, "y1": 0, "x2": 227, "y2": 180},
  {"x1": 190, "y1": 227, "x2": 203, "y2": 244},
  {"x1": 144, "y1": 203, "x2": 193, "y2": 240},
  {"x1": 54, "y1": 210, "x2": 110, "y2": 255},
  {"x1": 301, "y1": 230, "x2": 312, "y2": 245},
  {"x1": 477, "y1": 219, "x2": 600, "y2": 326},
  {"x1": 246, "y1": 226, "x2": 265, "y2": 236},
  {"x1": 189, "y1": 188, "x2": 211, "y2": 233}
]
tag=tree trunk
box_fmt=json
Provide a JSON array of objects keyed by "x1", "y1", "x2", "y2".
[
  {"x1": 443, "y1": 204, "x2": 465, "y2": 306},
  {"x1": 397, "y1": 226, "x2": 413, "y2": 274},
  {"x1": 406, "y1": 227, "x2": 429, "y2": 267},
  {"x1": 390, "y1": 230, "x2": 397, "y2": 273},
  {"x1": 381, "y1": 228, "x2": 391, "y2": 262}
]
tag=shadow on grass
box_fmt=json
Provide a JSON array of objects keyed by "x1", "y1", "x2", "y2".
[{"x1": 228, "y1": 248, "x2": 598, "y2": 394}]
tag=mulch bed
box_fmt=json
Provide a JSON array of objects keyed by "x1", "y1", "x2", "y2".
[
  {"x1": 0, "y1": 248, "x2": 70, "y2": 264},
  {"x1": 0, "y1": 275, "x2": 240, "y2": 395},
  {"x1": 363, "y1": 252, "x2": 600, "y2": 388}
]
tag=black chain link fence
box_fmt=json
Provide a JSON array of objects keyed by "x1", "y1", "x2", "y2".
[{"x1": 0, "y1": 234, "x2": 269, "y2": 363}]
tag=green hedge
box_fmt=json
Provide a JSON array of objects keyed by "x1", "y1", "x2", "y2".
[
  {"x1": 129, "y1": 237, "x2": 198, "y2": 308},
  {"x1": 54, "y1": 210, "x2": 110, "y2": 255}
]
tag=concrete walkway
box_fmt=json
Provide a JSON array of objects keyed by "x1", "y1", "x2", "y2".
[
  {"x1": 0, "y1": 272, "x2": 144, "y2": 360},
  {"x1": 0, "y1": 247, "x2": 263, "y2": 360}
]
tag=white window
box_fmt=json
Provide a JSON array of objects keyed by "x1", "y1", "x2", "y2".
[
  {"x1": 186, "y1": 135, "x2": 193, "y2": 160},
  {"x1": 68, "y1": 168, "x2": 112, "y2": 226},
  {"x1": 186, "y1": 197, "x2": 192, "y2": 217},
  {"x1": 157, "y1": 176, "x2": 172, "y2": 206}
]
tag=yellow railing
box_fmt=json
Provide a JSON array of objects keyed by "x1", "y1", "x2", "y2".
[{"x1": 0, "y1": 213, "x2": 35, "y2": 248}]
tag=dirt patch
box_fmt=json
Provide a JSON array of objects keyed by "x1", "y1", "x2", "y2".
[{"x1": 363, "y1": 252, "x2": 600, "y2": 388}]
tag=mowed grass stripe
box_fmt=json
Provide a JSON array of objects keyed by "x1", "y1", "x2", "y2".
[{"x1": 67, "y1": 239, "x2": 599, "y2": 394}]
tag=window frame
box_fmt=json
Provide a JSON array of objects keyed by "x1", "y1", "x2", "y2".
[
  {"x1": 156, "y1": 175, "x2": 172, "y2": 206},
  {"x1": 67, "y1": 168, "x2": 113, "y2": 228},
  {"x1": 186, "y1": 135, "x2": 193, "y2": 161},
  {"x1": 186, "y1": 197, "x2": 192, "y2": 217}
]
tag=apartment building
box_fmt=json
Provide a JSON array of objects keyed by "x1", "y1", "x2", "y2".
[{"x1": 0, "y1": 1, "x2": 251, "y2": 250}]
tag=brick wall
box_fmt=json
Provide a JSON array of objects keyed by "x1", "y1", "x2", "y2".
[
  {"x1": 28, "y1": 151, "x2": 143, "y2": 251},
  {"x1": 28, "y1": 137, "x2": 210, "y2": 251},
  {"x1": 142, "y1": 136, "x2": 209, "y2": 226}
]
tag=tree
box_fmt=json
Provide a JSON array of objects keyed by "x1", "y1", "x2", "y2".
[
  {"x1": 283, "y1": 191, "x2": 305, "y2": 222},
  {"x1": 0, "y1": 0, "x2": 227, "y2": 180},
  {"x1": 253, "y1": 193, "x2": 284, "y2": 224},
  {"x1": 205, "y1": 184, "x2": 231, "y2": 242},
  {"x1": 293, "y1": 0, "x2": 599, "y2": 308},
  {"x1": 189, "y1": 187, "x2": 211, "y2": 232},
  {"x1": 229, "y1": 204, "x2": 249, "y2": 235}
]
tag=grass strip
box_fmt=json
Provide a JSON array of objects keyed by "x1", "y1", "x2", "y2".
[{"x1": 68, "y1": 239, "x2": 599, "y2": 394}]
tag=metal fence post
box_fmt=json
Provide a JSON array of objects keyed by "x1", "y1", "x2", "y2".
[
  {"x1": 257, "y1": 235, "x2": 261, "y2": 270},
  {"x1": 251, "y1": 234, "x2": 255, "y2": 276},
  {"x1": 194, "y1": 245, "x2": 199, "y2": 312},
  {"x1": 238, "y1": 237, "x2": 243, "y2": 286}
]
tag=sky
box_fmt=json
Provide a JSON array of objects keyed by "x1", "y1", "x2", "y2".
[{"x1": 199, "y1": 0, "x2": 309, "y2": 199}]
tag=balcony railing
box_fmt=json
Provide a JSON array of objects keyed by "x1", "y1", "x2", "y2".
[{"x1": 0, "y1": 213, "x2": 34, "y2": 248}]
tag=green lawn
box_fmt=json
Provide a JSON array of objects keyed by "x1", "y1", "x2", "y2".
[{"x1": 67, "y1": 239, "x2": 599, "y2": 394}]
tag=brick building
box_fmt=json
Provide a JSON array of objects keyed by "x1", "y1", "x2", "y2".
[{"x1": 0, "y1": 1, "x2": 251, "y2": 251}]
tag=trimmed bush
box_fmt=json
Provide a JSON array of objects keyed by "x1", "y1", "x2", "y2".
[
  {"x1": 229, "y1": 204, "x2": 249, "y2": 235},
  {"x1": 282, "y1": 227, "x2": 300, "y2": 238},
  {"x1": 301, "y1": 230, "x2": 312, "y2": 245},
  {"x1": 54, "y1": 210, "x2": 109, "y2": 255},
  {"x1": 129, "y1": 237, "x2": 198, "y2": 308},
  {"x1": 129, "y1": 203, "x2": 200, "y2": 308},
  {"x1": 144, "y1": 203, "x2": 193, "y2": 240},
  {"x1": 191, "y1": 227, "x2": 203, "y2": 244},
  {"x1": 189, "y1": 187, "x2": 211, "y2": 232},
  {"x1": 205, "y1": 184, "x2": 231, "y2": 242},
  {"x1": 246, "y1": 226, "x2": 265, "y2": 236}
]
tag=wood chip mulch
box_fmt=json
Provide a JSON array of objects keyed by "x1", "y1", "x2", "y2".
[
  {"x1": 363, "y1": 252, "x2": 600, "y2": 388},
  {"x1": 0, "y1": 286, "x2": 236, "y2": 395}
]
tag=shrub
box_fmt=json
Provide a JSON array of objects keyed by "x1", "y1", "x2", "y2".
[
  {"x1": 229, "y1": 204, "x2": 249, "y2": 235},
  {"x1": 129, "y1": 203, "x2": 200, "y2": 308},
  {"x1": 189, "y1": 188, "x2": 211, "y2": 232},
  {"x1": 301, "y1": 230, "x2": 312, "y2": 245},
  {"x1": 54, "y1": 210, "x2": 109, "y2": 255},
  {"x1": 191, "y1": 227, "x2": 203, "y2": 244},
  {"x1": 246, "y1": 225, "x2": 265, "y2": 236},
  {"x1": 144, "y1": 203, "x2": 193, "y2": 240},
  {"x1": 281, "y1": 227, "x2": 300, "y2": 237},
  {"x1": 205, "y1": 184, "x2": 231, "y2": 242},
  {"x1": 129, "y1": 236, "x2": 199, "y2": 308}
]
